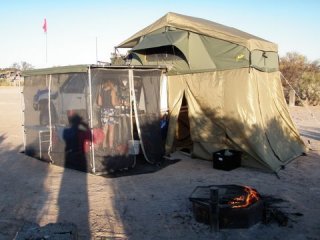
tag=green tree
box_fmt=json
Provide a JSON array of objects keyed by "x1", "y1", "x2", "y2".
[{"x1": 300, "y1": 66, "x2": 320, "y2": 105}]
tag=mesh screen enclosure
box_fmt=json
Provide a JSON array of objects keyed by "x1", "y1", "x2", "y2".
[{"x1": 23, "y1": 66, "x2": 166, "y2": 173}]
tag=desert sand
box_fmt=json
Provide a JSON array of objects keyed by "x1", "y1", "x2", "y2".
[{"x1": 0, "y1": 87, "x2": 319, "y2": 239}]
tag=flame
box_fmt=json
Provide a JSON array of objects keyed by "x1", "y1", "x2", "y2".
[{"x1": 228, "y1": 186, "x2": 260, "y2": 208}]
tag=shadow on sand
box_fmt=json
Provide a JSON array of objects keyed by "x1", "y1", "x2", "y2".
[{"x1": 0, "y1": 134, "x2": 49, "y2": 239}]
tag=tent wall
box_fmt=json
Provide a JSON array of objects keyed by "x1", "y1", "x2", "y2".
[
  {"x1": 166, "y1": 69, "x2": 305, "y2": 172},
  {"x1": 23, "y1": 66, "x2": 165, "y2": 173}
]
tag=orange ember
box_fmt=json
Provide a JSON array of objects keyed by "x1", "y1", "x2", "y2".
[{"x1": 228, "y1": 186, "x2": 260, "y2": 208}]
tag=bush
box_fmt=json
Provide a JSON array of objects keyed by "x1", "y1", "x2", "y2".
[
  {"x1": 0, "y1": 79, "x2": 11, "y2": 86},
  {"x1": 299, "y1": 72, "x2": 320, "y2": 105},
  {"x1": 280, "y1": 52, "x2": 320, "y2": 106}
]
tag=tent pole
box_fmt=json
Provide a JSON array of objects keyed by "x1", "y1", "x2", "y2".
[
  {"x1": 128, "y1": 69, "x2": 137, "y2": 167},
  {"x1": 88, "y1": 66, "x2": 96, "y2": 173},
  {"x1": 19, "y1": 79, "x2": 26, "y2": 152},
  {"x1": 47, "y1": 74, "x2": 53, "y2": 163},
  {"x1": 129, "y1": 69, "x2": 134, "y2": 141}
]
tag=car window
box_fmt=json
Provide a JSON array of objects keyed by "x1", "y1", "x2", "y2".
[{"x1": 60, "y1": 73, "x2": 87, "y2": 93}]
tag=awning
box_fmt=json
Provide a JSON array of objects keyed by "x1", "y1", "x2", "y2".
[{"x1": 132, "y1": 31, "x2": 188, "y2": 52}]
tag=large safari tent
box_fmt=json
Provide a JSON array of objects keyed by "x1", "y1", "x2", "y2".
[
  {"x1": 23, "y1": 12, "x2": 306, "y2": 174},
  {"x1": 117, "y1": 12, "x2": 306, "y2": 172}
]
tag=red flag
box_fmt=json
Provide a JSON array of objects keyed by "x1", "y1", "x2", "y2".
[{"x1": 42, "y1": 18, "x2": 47, "y2": 33}]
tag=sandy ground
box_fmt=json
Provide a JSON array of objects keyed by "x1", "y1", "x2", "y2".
[{"x1": 0, "y1": 87, "x2": 319, "y2": 239}]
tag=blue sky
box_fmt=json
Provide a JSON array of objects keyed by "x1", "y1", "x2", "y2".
[{"x1": 1, "y1": 0, "x2": 319, "y2": 68}]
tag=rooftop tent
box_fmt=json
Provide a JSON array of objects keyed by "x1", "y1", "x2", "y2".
[
  {"x1": 118, "y1": 12, "x2": 279, "y2": 75},
  {"x1": 22, "y1": 65, "x2": 166, "y2": 173},
  {"x1": 117, "y1": 12, "x2": 306, "y2": 172},
  {"x1": 117, "y1": 12, "x2": 277, "y2": 51}
]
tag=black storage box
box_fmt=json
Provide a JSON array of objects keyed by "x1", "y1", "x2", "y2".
[{"x1": 213, "y1": 149, "x2": 242, "y2": 171}]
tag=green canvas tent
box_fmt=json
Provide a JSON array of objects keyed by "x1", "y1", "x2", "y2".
[{"x1": 117, "y1": 12, "x2": 306, "y2": 173}]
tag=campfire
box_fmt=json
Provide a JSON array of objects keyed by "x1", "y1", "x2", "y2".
[
  {"x1": 226, "y1": 186, "x2": 260, "y2": 209},
  {"x1": 189, "y1": 185, "x2": 264, "y2": 230}
]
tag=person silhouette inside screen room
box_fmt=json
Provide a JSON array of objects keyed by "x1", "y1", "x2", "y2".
[
  {"x1": 97, "y1": 79, "x2": 118, "y2": 153},
  {"x1": 63, "y1": 114, "x2": 91, "y2": 172}
]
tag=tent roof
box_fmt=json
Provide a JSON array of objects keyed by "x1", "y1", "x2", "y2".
[
  {"x1": 22, "y1": 65, "x2": 167, "y2": 76},
  {"x1": 23, "y1": 65, "x2": 89, "y2": 76},
  {"x1": 117, "y1": 12, "x2": 277, "y2": 52}
]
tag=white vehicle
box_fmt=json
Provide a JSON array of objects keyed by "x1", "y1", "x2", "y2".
[{"x1": 33, "y1": 73, "x2": 88, "y2": 125}]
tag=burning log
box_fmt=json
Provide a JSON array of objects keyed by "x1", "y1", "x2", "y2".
[{"x1": 228, "y1": 186, "x2": 260, "y2": 208}]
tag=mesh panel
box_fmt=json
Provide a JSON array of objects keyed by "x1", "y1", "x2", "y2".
[
  {"x1": 133, "y1": 69, "x2": 164, "y2": 163},
  {"x1": 24, "y1": 73, "x2": 91, "y2": 171},
  {"x1": 24, "y1": 75, "x2": 51, "y2": 160},
  {"x1": 50, "y1": 73, "x2": 90, "y2": 171},
  {"x1": 90, "y1": 69, "x2": 135, "y2": 172}
]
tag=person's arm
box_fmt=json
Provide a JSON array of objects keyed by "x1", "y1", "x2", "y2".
[{"x1": 97, "y1": 87, "x2": 102, "y2": 106}]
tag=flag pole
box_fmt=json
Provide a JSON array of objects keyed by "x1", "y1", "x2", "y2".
[
  {"x1": 45, "y1": 31, "x2": 48, "y2": 65},
  {"x1": 96, "y1": 36, "x2": 98, "y2": 64},
  {"x1": 43, "y1": 18, "x2": 48, "y2": 66}
]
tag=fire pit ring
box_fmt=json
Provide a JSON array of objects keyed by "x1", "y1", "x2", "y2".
[{"x1": 189, "y1": 185, "x2": 264, "y2": 229}]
